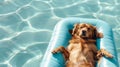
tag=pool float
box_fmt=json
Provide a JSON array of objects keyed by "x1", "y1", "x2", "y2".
[{"x1": 41, "y1": 18, "x2": 119, "y2": 67}]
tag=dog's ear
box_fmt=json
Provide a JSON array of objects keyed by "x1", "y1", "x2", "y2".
[
  {"x1": 96, "y1": 32, "x2": 103, "y2": 38},
  {"x1": 93, "y1": 26, "x2": 103, "y2": 38},
  {"x1": 72, "y1": 24, "x2": 79, "y2": 35}
]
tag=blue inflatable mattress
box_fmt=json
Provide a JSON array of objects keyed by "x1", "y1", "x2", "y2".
[{"x1": 41, "y1": 18, "x2": 119, "y2": 67}]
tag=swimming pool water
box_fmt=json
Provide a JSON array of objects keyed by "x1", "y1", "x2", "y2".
[{"x1": 0, "y1": 0, "x2": 119, "y2": 67}]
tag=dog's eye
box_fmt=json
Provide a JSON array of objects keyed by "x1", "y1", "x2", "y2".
[{"x1": 88, "y1": 28, "x2": 90, "y2": 30}]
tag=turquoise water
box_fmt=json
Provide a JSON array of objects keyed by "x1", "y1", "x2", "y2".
[{"x1": 0, "y1": 0, "x2": 119, "y2": 67}]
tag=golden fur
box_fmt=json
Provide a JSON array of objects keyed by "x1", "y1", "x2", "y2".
[{"x1": 52, "y1": 23, "x2": 113, "y2": 67}]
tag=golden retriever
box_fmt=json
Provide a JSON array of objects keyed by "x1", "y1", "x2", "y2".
[{"x1": 52, "y1": 23, "x2": 113, "y2": 67}]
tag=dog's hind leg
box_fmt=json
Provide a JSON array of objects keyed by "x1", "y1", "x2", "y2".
[{"x1": 52, "y1": 46, "x2": 69, "y2": 61}]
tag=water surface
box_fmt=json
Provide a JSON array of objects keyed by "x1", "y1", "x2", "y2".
[{"x1": 0, "y1": 0, "x2": 120, "y2": 67}]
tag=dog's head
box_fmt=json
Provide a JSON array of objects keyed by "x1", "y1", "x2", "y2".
[{"x1": 69, "y1": 23, "x2": 103, "y2": 39}]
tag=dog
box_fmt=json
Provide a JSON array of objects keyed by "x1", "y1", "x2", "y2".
[{"x1": 52, "y1": 23, "x2": 113, "y2": 67}]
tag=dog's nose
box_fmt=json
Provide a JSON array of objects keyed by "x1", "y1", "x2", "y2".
[{"x1": 82, "y1": 30, "x2": 86, "y2": 36}]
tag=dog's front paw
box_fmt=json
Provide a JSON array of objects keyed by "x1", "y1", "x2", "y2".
[
  {"x1": 97, "y1": 49, "x2": 113, "y2": 58},
  {"x1": 101, "y1": 49, "x2": 113, "y2": 58}
]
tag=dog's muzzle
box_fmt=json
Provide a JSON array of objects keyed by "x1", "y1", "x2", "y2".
[{"x1": 82, "y1": 30, "x2": 86, "y2": 36}]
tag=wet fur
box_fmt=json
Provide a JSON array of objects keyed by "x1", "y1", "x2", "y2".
[{"x1": 52, "y1": 23, "x2": 113, "y2": 67}]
